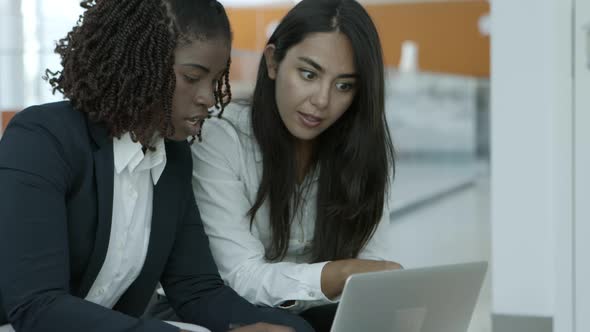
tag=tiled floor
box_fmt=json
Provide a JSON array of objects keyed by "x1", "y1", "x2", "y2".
[
  {"x1": 390, "y1": 159, "x2": 488, "y2": 216},
  {"x1": 387, "y1": 160, "x2": 492, "y2": 332}
]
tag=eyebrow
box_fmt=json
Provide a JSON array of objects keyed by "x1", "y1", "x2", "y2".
[
  {"x1": 180, "y1": 63, "x2": 227, "y2": 80},
  {"x1": 180, "y1": 63, "x2": 210, "y2": 73},
  {"x1": 297, "y1": 56, "x2": 357, "y2": 79}
]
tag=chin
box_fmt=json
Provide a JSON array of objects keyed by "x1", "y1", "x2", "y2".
[
  {"x1": 283, "y1": 123, "x2": 316, "y2": 141},
  {"x1": 294, "y1": 133, "x2": 319, "y2": 141}
]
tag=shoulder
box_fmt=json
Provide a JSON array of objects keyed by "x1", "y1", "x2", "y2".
[
  {"x1": 0, "y1": 101, "x2": 91, "y2": 187},
  {"x1": 190, "y1": 102, "x2": 258, "y2": 176},
  {"x1": 3, "y1": 101, "x2": 91, "y2": 155},
  {"x1": 194, "y1": 102, "x2": 254, "y2": 155},
  {"x1": 10, "y1": 101, "x2": 86, "y2": 134},
  {"x1": 208, "y1": 102, "x2": 253, "y2": 140},
  {"x1": 7, "y1": 101, "x2": 92, "y2": 158}
]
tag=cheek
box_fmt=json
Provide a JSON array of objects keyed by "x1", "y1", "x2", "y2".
[
  {"x1": 174, "y1": 78, "x2": 192, "y2": 97},
  {"x1": 276, "y1": 72, "x2": 308, "y2": 109},
  {"x1": 172, "y1": 82, "x2": 193, "y2": 108}
]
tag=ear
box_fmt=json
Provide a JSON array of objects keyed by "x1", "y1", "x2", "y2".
[{"x1": 264, "y1": 44, "x2": 278, "y2": 80}]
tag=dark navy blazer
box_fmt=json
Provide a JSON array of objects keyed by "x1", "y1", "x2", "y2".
[{"x1": 0, "y1": 102, "x2": 311, "y2": 332}]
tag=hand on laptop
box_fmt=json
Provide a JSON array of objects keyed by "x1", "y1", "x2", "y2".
[{"x1": 321, "y1": 259, "x2": 403, "y2": 299}]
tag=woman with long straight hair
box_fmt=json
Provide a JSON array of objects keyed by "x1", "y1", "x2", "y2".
[{"x1": 192, "y1": 0, "x2": 402, "y2": 330}]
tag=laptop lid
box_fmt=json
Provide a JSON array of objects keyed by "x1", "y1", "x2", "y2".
[{"x1": 330, "y1": 261, "x2": 488, "y2": 332}]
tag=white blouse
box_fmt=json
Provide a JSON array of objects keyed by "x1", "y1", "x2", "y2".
[
  {"x1": 191, "y1": 103, "x2": 396, "y2": 313},
  {"x1": 86, "y1": 133, "x2": 166, "y2": 308}
]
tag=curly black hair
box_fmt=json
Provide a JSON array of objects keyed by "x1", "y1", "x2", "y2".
[{"x1": 45, "y1": 0, "x2": 232, "y2": 148}]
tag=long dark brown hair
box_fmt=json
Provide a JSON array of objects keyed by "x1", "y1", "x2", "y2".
[
  {"x1": 248, "y1": 0, "x2": 395, "y2": 262},
  {"x1": 45, "y1": 0, "x2": 232, "y2": 147}
]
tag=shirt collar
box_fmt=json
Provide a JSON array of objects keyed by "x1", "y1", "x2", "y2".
[{"x1": 113, "y1": 132, "x2": 167, "y2": 184}]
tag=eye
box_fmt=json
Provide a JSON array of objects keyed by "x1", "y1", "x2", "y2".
[
  {"x1": 183, "y1": 75, "x2": 200, "y2": 83},
  {"x1": 335, "y1": 82, "x2": 355, "y2": 92},
  {"x1": 299, "y1": 69, "x2": 317, "y2": 81}
]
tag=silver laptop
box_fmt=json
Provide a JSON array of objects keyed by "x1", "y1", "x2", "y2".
[{"x1": 331, "y1": 261, "x2": 488, "y2": 332}]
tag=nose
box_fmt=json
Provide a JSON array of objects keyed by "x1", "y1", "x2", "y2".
[
  {"x1": 193, "y1": 85, "x2": 216, "y2": 109},
  {"x1": 310, "y1": 82, "x2": 330, "y2": 109}
]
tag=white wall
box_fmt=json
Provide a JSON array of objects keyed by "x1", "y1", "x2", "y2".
[
  {"x1": 553, "y1": 0, "x2": 575, "y2": 331},
  {"x1": 574, "y1": 0, "x2": 590, "y2": 330},
  {"x1": 0, "y1": 0, "x2": 83, "y2": 111},
  {"x1": 0, "y1": 0, "x2": 25, "y2": 109},
  {"x1": 490, "y1": 0, "x2": 573, "y2": 318}
]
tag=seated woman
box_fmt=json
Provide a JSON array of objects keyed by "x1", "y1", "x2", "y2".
[
  {"x1": 191, "y1": 0, "x2": 402, "y2": 330},
  {"x1": 0, "y1": 0, "x2": 314, "y2": 331}
]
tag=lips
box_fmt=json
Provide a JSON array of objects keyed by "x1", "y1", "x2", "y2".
[
  {"x1": 185, "y1": 114, "x2": 207, "y2": 126},
  {"x1": 184, "y1": 113, "x2": 208, "y2": 136},
  {"x1": 297, "y1": 111, "x2": 322, "y2": 128}
]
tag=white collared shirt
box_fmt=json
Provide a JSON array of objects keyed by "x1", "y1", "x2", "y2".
[
  {"x1": 85, "y1": 133, "x2": 166, "y2": 308},
  {"x1": 191, "y1": 104, "x2": 396, "y2": 313}
]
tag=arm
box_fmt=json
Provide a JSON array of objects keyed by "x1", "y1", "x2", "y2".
[
  {"x1": 191, "y1": 118, "x2": 334, "y2": 311},
  {"x1": 192, "y1": 117, "x2": 402, "y2": 308},
  {"x1": 320, "y1": 260, "x2": 401, "y2": 299},
  {"x1": 0, "y1": 109, "x2": 177, "y2": 332}
]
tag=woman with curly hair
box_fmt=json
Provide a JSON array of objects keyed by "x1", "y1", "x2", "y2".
[
  {"x1": 190, "y1": 0, "x2": 403, "y2": 330},
  {"x1": 0, "y1": 1, "x2": 313, "y2": 332}
]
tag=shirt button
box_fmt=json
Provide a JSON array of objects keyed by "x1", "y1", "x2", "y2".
[
  {"x1": 308, "y1": 291, "x2": 315, "y2": 297},
  {"x1": 98, "y1": 288, "x2": 105, "y2": 295}
]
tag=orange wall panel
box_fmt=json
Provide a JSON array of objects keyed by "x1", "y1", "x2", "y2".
[
  {"x1": 227, "y1": 7, "x2": 292, "y2": 50},
  {"x1": 226, "y1": 8, "x2": 260, "y2": 51},
  {"x1": 367, "y1": 1, "x2": 489, "y2": 77},
  {"x1": 1, "y1": 111, "x2": 17, "y2": 134}
]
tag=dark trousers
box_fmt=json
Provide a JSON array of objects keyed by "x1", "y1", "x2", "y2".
[
  {"x1": 143, "y1": 293, "x2": 181, "y2": 322},
  {"x1": 144, "y1": 294, "x2": 319, "y2": 332},
  {"x1": 299, "y1": 304, "x2": 338, "y2": 332},
  {"x1": 0, "y1": 293, "x2": 6, "y2": 325}
]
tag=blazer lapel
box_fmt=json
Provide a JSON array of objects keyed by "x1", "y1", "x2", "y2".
[{"x1": 76, "y1": 119, "x2": 115, "y2": 298}]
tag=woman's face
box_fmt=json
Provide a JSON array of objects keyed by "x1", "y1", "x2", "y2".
[
  {"x1": 265, "y1": 31, "x2": 358, "y2": 142},
  {"x1": 169, "y1": 37, "x2": 230, "y2": 141}
]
